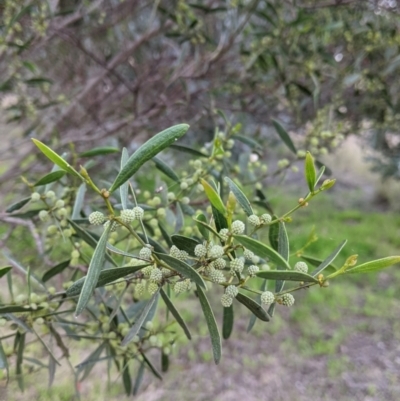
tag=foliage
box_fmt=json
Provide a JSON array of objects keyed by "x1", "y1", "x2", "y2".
[
  {"x1": 1, "y1": 0, "x2": 400, "y2": 187},
  {"x1": 1, "y1": 122, "x2": 399, "y2": 396}
]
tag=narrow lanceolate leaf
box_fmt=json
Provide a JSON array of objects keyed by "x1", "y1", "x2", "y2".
[
  {"x1": 231, "y1": 134, "x2": 262, "y2": 150},
  {"x1": 169, "y1": 144, "x2": 208, "y2": 158},
  {"x1": 0, "y1": 339, "x2": 8, "y2": 372},
  {"x1": 71, "y1": 183, "x2": 86, "y2": 220},
  {"x1": 31, "y1": 139, "x2": 83, "y2": 180},
  {"x1": 194, "y1": 213, "x2": 211, "y2": 240},
  {"x1": 158, "y1": 222, "x2": 173, "y2": 248},
  {"x1": 67, "y1": 265, "x2": 147, "y2": 297},
  {"x1": 268, "y1": 220, "x2": 279, "y2": 251},
  {"x1": 33, "y1": 170, "x2": 66, "y2": 187},
  {"x1": 175, "y1": 202, "x2": 184, "y2": 233},
  {"x1": 42, "y1": 260, "x2": 70, "y2": 282},
  {"x1": 79, "y1": 147, "x2": 119, "y2": 157},
  {"x1": 0, "y1": 266, "x2": 12, "y2": 279},
  {"x1": 67, "y1": 219, "x2": 117, "y2": 266},
  {"x1": 275, "y1": 221, "x2": 289, "y2": 296},
  {"x1": 256, "y1": 270, "x2": 318, "y2": 283},
  {"x1": 122, "y1": 358, "x2": 132, "y2": 395},
  {"x1": 222, "y1": 305, "x2": 234, "y2": 340},
  {"x1": 155, "y1": 253, "x2": 206, "y2": 289},
  {"x1": 153, "y1": 157, "x2": 180, "y2": 182},
  {"x1": 345, "y1": 256, "x2": 400, "y2": 274},
  {"x1": 141, "y1": 353, "x2": 162, "y2": 380},
  {"x1": 301, "y1": 255, "x2": 338, "y2": 270},
  {"x1": 247, "y1": 280, "x2": 267, "y2": 333},
  {"x1": 212, "y1": 206, "x2": 228, "y2": 233},
  {"x1": 272, "y1": 119, "x2": 297, "y2": 154},
  {"x1": 305, "y1": 151, "x2": 317, "y2": 193},
  {"x1": 171, "y1": 235, "x2": 199, "y2": 256},
  {"x1": 314, "y1": 165, "x2": 325, "y2": 188},
  {"x1": 233, "y1": 235, "x2": 291, "y2": 270},
  {"x1": 161, "y1": 353, "x2": 169, "y2": 373},
  {"x1": 310, "y1": 240, "x2": 347, "y2": 277},
  {"x1": 278, "y1": 221, "x2": 289, "y2": 262},
  {"x1": 224, "y1": 177, "x2": 253, "y2": 216},
  {"x1": 109, "y1": 124, "x2": 189, "y2": 193},
  {"x1": 75, "y1": 224, "x2": 111, "y2": 316},
  {"x1": 200, "y1": 178, "x2": 226, "y2": 215},
  {"x1": 236, "y1": 293, "x2": 270, "y2": 322},
  {"x1": 160, "y1": 289, "x2": 191, "y2": 340},
  {"x1": 122, "y1": 291, "x2": 160, "y2": 346},
  {"x1": 0, "y1": 305, "x2": 43, "y2": 313},
  {"x1": 196, "y1": 285, "x2": 221, "y2": 365},
  {"x1": 133, "y1": 361, "x2": 145, "y2": 395},
  {"x1": 120, "y1": 148, "x2": 130, "y2": 210},
  {"x1": 5, "y1": 197, "x2": 31, "y2": 213},
  {"x1": 16, "y1": 333, "x2": 25, "y2": 391}
]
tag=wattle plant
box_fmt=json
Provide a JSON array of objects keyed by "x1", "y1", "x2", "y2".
[{"x1": 1, "y1": 121, "x2": 399, "y2": 396}]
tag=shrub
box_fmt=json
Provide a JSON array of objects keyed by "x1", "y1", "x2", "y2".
[{"x1": 0, "y1": 122, "x2": 399, "y2": 395}]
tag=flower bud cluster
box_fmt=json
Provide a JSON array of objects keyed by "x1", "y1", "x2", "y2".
[
  {"x1": 174, "y1": 279, "x2": 192, "y2": 294},
  {"x1": 170, "y1": 245, "x2": 189, "y2": 261}
]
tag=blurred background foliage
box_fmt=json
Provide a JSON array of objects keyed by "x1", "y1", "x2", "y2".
[{"x1": 2, "y1": 0, "x2": 400, "y2": 185}]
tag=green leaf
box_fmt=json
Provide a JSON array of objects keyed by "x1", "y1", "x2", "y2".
[
  {"x1": 275, "y1": 221, "x2": 289, "y2": 297},
  {"x1": 122, "y1": 358, "x2": 132, "y2": 395},
  {"x1": 200, "y1": 178, "x2": 226, "y2": 215},
  {"x1": 66, "y1": 265, "x2": 147, "y2": 297},
  {"x1": 158, "y1": 222, "x2": 173, "y2": 248},
  {"x1": 0, "y1": 339, "x2": 9, "y2": 373},
  {"x1": 76, "y1": 342, "x2": 107, "y2": 381},
  {"x1": 171, "y1": 235, "x2": 199, "y2": 256},
  {"x1": 256, "y1": 270, "x2": 318, "y2": 283},
  {"x1": 137, "y1": 233, "x2": 168, "y2": 254},
  {"x1": 120, "y1": 148, "x2": 130, "y2": 210},
  {"x1": 33, "y1": 170, "x2": 66, "y2": 187},
  {"x1": 5, "y1": 197, "x2": 31, "y2": 213},
  {"x1": 272, "y1": 119, "x2": 297, "y2": 154},
  {"x1": 75, "y1": 224, "x2": 112, "y2": 316},
  {"x1": 345, "y1": 256, "x2": 400, "y2": 274},
  {"x1": 212, "y1": 206, "x2": 228, "y2": 233},
  {"x1": 160, "y1": 289, "x2": 191, "y2": 340},
  {"x1": 268, "y1": 220, "x2": 279, "y2": 251},
  {"x1": 161, "y1": 353, "x2": 169, "y2": 373},
  {"x1": 0, "y1": 266, "x2": 12, "y2": 279},
  {"x1": 42, "y1": 260, "x2": 70, "y2": 282},
  {"x1": 71, "y1": 183, "x2": 86, "y2": 220},
  {"x1": 79, "y1": 147, "x2": 119, "y2": 157},
  {"x1": 310, "y1": 240, "x2": 347, "y2": 277},
  {"x1": 301, "y1": 255, "x2": 338, "y2": 270},
  {"x1": 109, "y1": 124, "x2": 189, "y2": 192},
  {"x1": 222, "y1": 305, "x2": 234, "y2": 340},
  {"x1": 31, "y1": 139, "x2": 83, "y2": 180},
  {"x1": 122, "y1": 291, "x2": 160, "y2": 346},
  {"x1": 224, "y1": 177, "x2": 253, "y2": 216},
  {"x1": 169, "y1": 144, "x2": 208, "y2": 158},
  {"x1": 231, "y1": 134, "x2": 262, "y2": 150},
  {"x1": 305, "y1": 151, "x2": 317, "y2": 193},
  {"x1": 236, "y1": 293, "x2": 270, "y2": 322},
  {"x1": 194, "y1": 213, "x2": 211, "y2": 240},
  {"x1": 67, "y1": 219, "x2": 117, "y2": 266},
  {"x1": 315, "y1": 159, "x2": 332, "y2": 176},
  {"x1": 233, "y1": 235, "x2": 291, "y2": 269},
  {"x1": 141, "y1": 352, "x2": 162, "y2": 380},
  {"x1": 196, "y1": 285, "x2": 221, "y2": 365},
  {"x1": 155, "y1": 253, "x2": 206, "y2": 289},
  {"x1": 0, "y1": 305, "x2": 43, "y2": 313},
  {"x1": 153, "y1": 157, "x2": 180, "y2": 182},
  {"x1": 16, "y1": 332, "x2": 25, "y2": 391},
  {"x1": 314, "y1": 165, "x2": 325, "y2": 188},
  {"x1": 132, "y1": 361, "x2": 145, "y2": 395},
  {"x1": 247, "y1": 280, "x2": 267, "y2": 332},
  {"x1": 175, "y1": 202, "x2": 184, "y2": 233}
]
